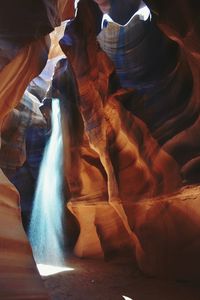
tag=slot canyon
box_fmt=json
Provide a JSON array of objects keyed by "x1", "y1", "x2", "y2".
[{"x1": 0, "y1": 0, "x2": 200, "y2": 299}]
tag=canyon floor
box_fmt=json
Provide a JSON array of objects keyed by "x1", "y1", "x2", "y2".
[{"x1": 42, "y1": 255, "x2": 200, "y2": 300}]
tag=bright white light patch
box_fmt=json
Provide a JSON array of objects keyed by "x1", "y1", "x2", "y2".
[
  {"x1": 29, "y1": 99, "x2": 65, "y2": 266},
  {"x1": 37, "y1": 264, "x2": 74, "y2": 276},
  {"x1": 122, "y1": 296, "x2": 134, "y2": 300},
  {"x1": 101, "y1": 1, "x2": 150, "y2": 28}
]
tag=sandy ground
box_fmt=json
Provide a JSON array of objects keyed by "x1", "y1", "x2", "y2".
[{"x1": 42, "y1": 256, "x2": 200, "y2": 300}]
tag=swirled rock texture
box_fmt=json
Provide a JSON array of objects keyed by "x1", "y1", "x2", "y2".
[
  {"x1": 0, "y1": 0, "x2": 200, "y2": 293},
  {"x1": 54, "y1": 0, "x2": 200, "y2": 279},
  {"x1": 96, "y1": 0, "x2": 200, "y2": 184},
  {"x1": 0, "y1": 38, "x2": 49, "y2": 300},
  {"x1": 60, "y1": 0, "x2": 180, "y2": 201},
  {"x1": 0, "y1": 169, "x2": 49, "y2": 299},
  {"x1": 57, "y1": 0, "x2": 198, "y2": 278},
  {"x1": 0, "y1": 1, "x2": 69, "y2": 299}
]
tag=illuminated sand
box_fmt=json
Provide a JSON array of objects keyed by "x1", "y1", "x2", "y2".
[{"x1": 42, "y1": 256, "x2": 200, "y2": 300}]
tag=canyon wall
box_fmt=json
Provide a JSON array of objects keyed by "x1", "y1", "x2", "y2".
[{"x1": 0, "y1": 1, "x2": 200, "y2": 298}]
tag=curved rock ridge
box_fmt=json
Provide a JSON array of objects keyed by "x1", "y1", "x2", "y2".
[
  {"x1": 145, "y1": 0, "x2": 200, "y2": 184},
  {"x1": 0, "y1": 169, "x2": 49, "y2": 299},
  {"x1": 95, "y1": 0, "x2": 200, "y2": 184},
  {"x1": 0, "y1": 38, "x2": 50, "y2": 300},
  {"x1": 0, "y1": 0, "x2": 70, "y2": 71},
  {"x1": 97, "y1": 11, "x2": 193, "y2": 137},
  {"x1": 60, "y1": 0, "x2": 181, "y2": 201},
  {"x1": 0, "y1": 1, "x2": 70, "y2": 299}
]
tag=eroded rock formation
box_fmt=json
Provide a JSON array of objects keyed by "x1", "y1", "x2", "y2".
[
  {"x1": 56, "y1": 0, "x2": 200, "y2": 279},
  {"x1": 0, "y1": 0, "x2": 200, "y2": 298},
  {"x1": 0, "y1": 1, "x2": 69, "y2": 298}
]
